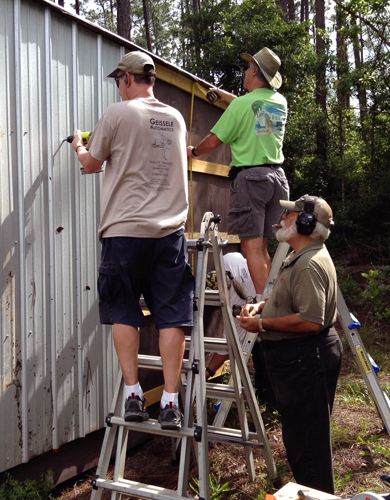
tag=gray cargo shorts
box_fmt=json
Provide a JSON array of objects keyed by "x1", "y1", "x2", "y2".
[{"x1": 227, "y1": 166, "x2": 289, "y2": 239}]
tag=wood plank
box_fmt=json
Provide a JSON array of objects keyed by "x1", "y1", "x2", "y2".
[
  {"x1": 155, "y1": 62, "x2": 228, "y2": 111},
  {"x1": 188, "y1": 158, "x2": 230, "y2": 177},
  {"x1": 144, "y1": 385, "x2": 164, "y2": 406},
  {"x1": 185, "y1": 232, "x2": 240, "y2": 244}
]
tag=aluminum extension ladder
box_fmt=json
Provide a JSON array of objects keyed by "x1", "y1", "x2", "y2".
[
  {"x1": 336, "y1": 289, "x2": 390, "y2": 432},
  {"x1": 90, "y1": 212, "x2": 277, "y2": 500},
  {"x1": 210, "y1": 240, "x2": 390, "y2": 434}
]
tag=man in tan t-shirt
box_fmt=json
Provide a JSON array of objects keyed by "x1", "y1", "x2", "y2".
[
  {"x1": 238, "y1": 195, "x2": 342, "y2": 494},
  {"x1": 72, "y1": 51, "x2": 193, "y2": 430}
]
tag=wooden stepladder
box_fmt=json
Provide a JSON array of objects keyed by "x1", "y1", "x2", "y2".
[{"x1": 90, "y1": 212, "x2": 277, "y2": 500}]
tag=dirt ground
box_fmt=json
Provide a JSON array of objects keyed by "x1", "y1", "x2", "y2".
[{"x1": 55, "y1": 336, "x2": 390, "y2": 500}]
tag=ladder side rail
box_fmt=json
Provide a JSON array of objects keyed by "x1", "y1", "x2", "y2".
[
  {"x1": 211, "y1": 230, "x2": 257, "y2": 480},
  {"x1": 177, "y1": 242, "x2": 209, "y2": 496},
  {"x1": 337, "y1": 287, "x2": 390, "y2": 432},
  {"x1": 111, "y1": 425, "x2": 129, "y2": 500},
  {"x1": 91, "y1": 372, "x2": 125, "y2": 500},
  {"x1": 260, "y1": 242, "x2": 290, "y2": 300},
  {"x1": 212, "y1": 241, "x2": 290, "y2": 429},
  {"x1": 222, "y1": 305, "x2": 278, "y2": 478},
  {"x1": 178, "y1": 212, "x2": 214, "y2": 499},
  {"x1": 212, "y1": 330, "x2": 257, "y2": 429},
  {"x1": 211, "y1": 232, "x2": 277, "y2": 477}
]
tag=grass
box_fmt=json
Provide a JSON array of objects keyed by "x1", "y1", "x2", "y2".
[{"x1": 337, "y1": 379, "x2": 373, "y2": 406}]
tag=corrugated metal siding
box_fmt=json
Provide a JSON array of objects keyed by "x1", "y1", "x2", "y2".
[{"x1": 0, "y1": 0, "x2": 122, "y2": 472}]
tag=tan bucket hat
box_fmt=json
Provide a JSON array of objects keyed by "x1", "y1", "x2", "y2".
[{"x1": 241, "y1": 47, "x2": 282, "y2": 89}]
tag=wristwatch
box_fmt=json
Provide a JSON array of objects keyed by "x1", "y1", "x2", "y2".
[
  {"x1": 258, "y1": 317, "x2": 266, "y2": 333},
  {"x1": 192, "y1": 147, "x2": 199, "y2": 157},
  {"x1": 76, "y1": 145, "x2": 86, "y2": 154}
]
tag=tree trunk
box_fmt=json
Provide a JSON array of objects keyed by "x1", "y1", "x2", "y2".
[
  {"x1": 193, "y1": 0, "x2": 201, "y2": 12},
  {"x1": 287, "y1": 0, "x2": 295, "y2": 21},
  {"x1": 336, "y1": 4, "x2": 350, "y2": 110},
  {"x1": 315, "y1": 0, "x2": 328, "y2": 195},
  {"x1": 117, "y1": 0, "x2": 131, "y2": 40},
  {"x1": 351, "y1": 18, "x2": 368, "y2": 139},
  {"x1": 335, "y1": 3, "x2": 350, "y2": 211},
  {"x1": 143, "y1": 0, "x2": 152, "y2": 52},
  {"x1": 277, "y1": 0, "x2": 288, "y2": 19},
  {"x1": 277, "y1": 0, "x2": 295, "y2": 21},
  {"x1": 300, "y1": 0, "x2": 309, "y2": 28}
]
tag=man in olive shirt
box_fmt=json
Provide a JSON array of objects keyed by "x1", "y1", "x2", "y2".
[{"x1": 238, "y1": 195, "x2": 342, "y2": 494}]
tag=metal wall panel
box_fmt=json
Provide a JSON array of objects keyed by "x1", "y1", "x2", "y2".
[
  {"x1": 0, "y1": 0, "x2": 122, "y2": 472},
  {"x1": 0, "y1": 0, "x2": 22, "y2": 472}
]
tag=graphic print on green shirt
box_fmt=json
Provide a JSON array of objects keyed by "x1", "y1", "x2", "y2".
[
  {"x1": 211, "y1": 88, "x2": 288, "y2": 167},
  {"x1": 251, "y1": 100, "x2": 286, "y2": 136}
]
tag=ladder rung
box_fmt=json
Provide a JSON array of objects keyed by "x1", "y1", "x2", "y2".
[
  {"x1": 93, "y1": 477, "x2": 188, "y2": 500},
  {"x1": 185, "y1": 336, "x2": 229, "y2": 353},
  {"x1": 207, "y1": 426, "x2": 264, "y2": 447},
  {"x1": 205, "y1": 383, "x2": 243, "y2": 400},
  {"x1": 187, "y1": 239, "x2": 228, "y2": 249},
  {"x1": 204, "y1": 289, "x2": 224, "y2": 306},
  {"x1": 107, "y1": 416, "x2": 201, "y2": 439},
  {"x1": 138, "y1": 355, "x2": 192, "y2": 373},
  {"x1": 181, "y1": 380, "x2": 242, "y2": 400},
  {"x1": 186, "y1": 239, "x2": 212, "y2": 249}
]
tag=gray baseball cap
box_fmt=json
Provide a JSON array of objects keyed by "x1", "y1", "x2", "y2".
[
  {"x1": 107, "y1": 51, "x2": 155, "y2": 78},
  {"x1": 280, "y1": 195, "x2": 334, "y2": 228}
]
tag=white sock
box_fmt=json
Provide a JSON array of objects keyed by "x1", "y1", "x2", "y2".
[
  {"x1": 125, "y1": 382, "x2": 143, "y2": 400},
  {"x1": 160, "y1": 390, "x2": 179, "y2": 408}
]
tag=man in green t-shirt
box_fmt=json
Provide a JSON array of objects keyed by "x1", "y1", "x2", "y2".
[
  {"x1": 187, "y1": 47, "x2": 289, "y2": 299},
  {"x1": 238, "y1": 194, "x2": 342, "y2": 494}
]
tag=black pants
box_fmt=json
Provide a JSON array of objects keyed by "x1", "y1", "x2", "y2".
[
  {"x1": 252, "y1": 341, "x2": 280, "y2": 412},
  {"x1": 261, "y1": 328, "x2": 343, "y2": 494}
]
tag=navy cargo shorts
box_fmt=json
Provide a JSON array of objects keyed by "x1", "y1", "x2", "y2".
[{"x1": 98, "y1": 229, "x2": 194, "y2": 330}]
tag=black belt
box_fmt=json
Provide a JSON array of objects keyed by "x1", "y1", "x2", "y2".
[{"x1": 228, "y1": 164, "x2": 279, "y2": 180}]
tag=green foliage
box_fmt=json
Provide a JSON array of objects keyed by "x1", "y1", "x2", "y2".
[
  {"x1": 189, "y1": 473, "x2": 233, "y2": 499},
  {"x1": 337, "y1": 379, "x2": 372, "y2": 406},
  {"x1": 75, "y1": 0, "x2": 117, "y2": 32},
  {"x1": 360, "y1": 269, "x2": 390, "y2": 321},
  {"x1": 334, "y1": 466, "x2": 353, "y2": 490},
  {"x1": 0, "y1": 471, "x2": 55, "y2": 500},
  {"x1": 356, "y1": 434, "x2": 390, "y2": 469},
  {"x1": 332, "y1": 421, "x2": 356, "y2": 445}
]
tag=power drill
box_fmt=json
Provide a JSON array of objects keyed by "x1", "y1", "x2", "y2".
[
  {"x1": 66, "y1": 132, "x2": 98, "y2": 175},
  {"x1": 66, "y1": 131, "x2": 92, "y2": 145}
]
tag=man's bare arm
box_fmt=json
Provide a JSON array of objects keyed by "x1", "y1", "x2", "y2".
[
  {"x1": 72, "y1": 130, "x2": 104, "y2": 174},
  {"x1": 238, "y1": 313, "x2": 322, "y2": 334},
  {"x1": 187, "y1": 133, "x2": 223, "y2": 158}
]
